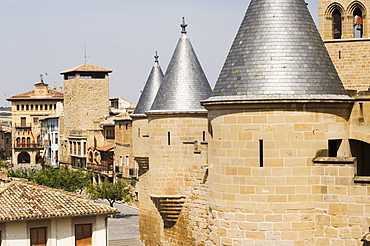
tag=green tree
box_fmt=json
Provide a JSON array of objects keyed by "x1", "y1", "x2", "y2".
[
  {"x1": 8, "y1": 166, "x2": 92, "y2": 193},
  {"x1": 87, "y1": 179, "x2": 135, "y2": 207}
]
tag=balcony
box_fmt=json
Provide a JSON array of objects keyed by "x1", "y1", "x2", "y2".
[
  {"x1": 15, "y1": 143, "x2": 42, "y2": 149},
  {"x1": 70, "y1": 130, "x2": 87, "y2": 137},
  {"x1": 14, "y1": 123, "x2": 31, "y2": 129}
]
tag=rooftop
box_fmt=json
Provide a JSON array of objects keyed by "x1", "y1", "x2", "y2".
[
  {"x1": 60, "y1": 63, "x2": 112, "y2": 74},
  {"x1": 0, "y1": 180, "x2": 116, "y2": 222},
  {"x1": 205, "y1": 0, "x2": 352, "y2": 103}
]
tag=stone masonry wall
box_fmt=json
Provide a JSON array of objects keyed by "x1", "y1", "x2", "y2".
[
  {"x1": 63, "y1": 76, "x2": 109, "y2": 136},
  {"x1": 205, "y1": 102, "x2": 370, "y2": 245},
  {"x1": 140, "y1": 113, "x2": 210, "y2": 246},
  {"x1": 325, "y1": 40, "x2": 370, "y2": 92}
]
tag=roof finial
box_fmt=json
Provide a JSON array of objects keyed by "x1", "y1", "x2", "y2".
[
  {"x1": 181, "y1": 17, "x2": 187, "y2": 34},
  {"x1": 154, "y1": 51, "x2": 159, "y2": 63}
]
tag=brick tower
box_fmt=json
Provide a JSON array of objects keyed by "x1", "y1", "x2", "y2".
[{"x1": 319, "y1": 0, "x2": 370, "y2": 91}]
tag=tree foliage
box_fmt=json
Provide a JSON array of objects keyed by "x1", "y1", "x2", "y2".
[
  {"x1": 87, "y1": 179, "x2": 135, "y2": 207},
  {"x1": 8, "y1": 166, "x2": 92, "y2": 193}
]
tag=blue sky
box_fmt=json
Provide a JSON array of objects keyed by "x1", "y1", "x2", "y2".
[{"x1": 0, "y1": 0, "x2": 318, "y2": 107}]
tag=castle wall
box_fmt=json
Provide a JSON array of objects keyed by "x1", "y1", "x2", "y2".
[
  {"x1": 140, "y1": 113, "x2": 210, "y2": 246},
  {"x1": 325, "y1": 40, "x2": 370, "y2": 92},
  {"x1": 205, "y1": 102, "x2": 369, "y2": 245},
  {"x1": 132, "y1": 117, "x2": 150, "y2": 159}
]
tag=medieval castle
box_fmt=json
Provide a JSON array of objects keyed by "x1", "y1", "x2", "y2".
[{"x1": 133, "y1": 0, "x2": 370, "y2": 245}]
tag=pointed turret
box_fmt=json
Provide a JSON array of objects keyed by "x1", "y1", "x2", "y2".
[
  {"x1": 205, "y1": 0, "x2": 351, "y2": 102},
  {"x1": 133, "y1": 52, "x2": 164, "y2": 116},
  {"x1": 150, "y1": 18, "x2": 212, "y2": 112}
]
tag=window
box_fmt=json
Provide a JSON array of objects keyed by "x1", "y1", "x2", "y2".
[
  {"x1": 16, "y1": 105, "x2": 20, "y2": 110},
  {"x1": 30, "y1": 104, "x2": 34, "y2": 110},
  {"x1": 202, "y1": 131, "x2": 206, "y2": 141},
  {"x1": 21, "y1": 105, "x2": 24, "y2": 110},
  {"x1": 75, "y1": 224, "x2": 92, "y2": 246},
  {"x1": 44, "y1": 105, "x2": 48, "y2": 110},
  {"x1": 332, "y1": 9, "x2": 342, "y2": 39},
  {"x1": 350, "y1": 139, "x2": 370, "y2": 176},
  {"x1": 30, "y1": 227, "x2": 47, "y2": 246},
  {"x1": 328, "y1": 139, "x2": 342, "y2": 157},
  {"x1": 168, "y1": 132, "x2": 171, "y2": 145},
  {"x1": 40, "y1": 105, "x2": 43, "y2": 110},
  {"x1": 26, "y1": 105, "x2": 29, "y2": 110},
  {"x1": 35, "y1": 105, "x2": 38, "y2": 110},
  {"x1": 21, "y1": 117, "x2": 26, "y2": 127},
  {"x1": 259, "y1": 140, "x2": 264, "y2": 167},
  {"x1": 33, "y1": 117, "x2": 39, "y2": 124},
  {"x1": 354, "y1": 8, "x2": 363, "y2": 38},
  {"x1": 55, "y1": 133, "x2": 58, "y2": 144},
  {"x1": 126, "y1": 155, "x2": 129, "y2": 167}
]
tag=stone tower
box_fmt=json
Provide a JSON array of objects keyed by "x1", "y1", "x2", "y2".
[
  {"x1": 59, "y1": 63, "x2": 112, "y2": 166},
  {"x1": 319, "y1": 0, "x2": 370, "y2": 91},
  {"x1": 201, "y1": 0, "x2": 370, "y2": 244},
  {"x1": 131, "y1": 52, "x2": 164, "y2": 174},
  {"x1": 140, "y1": 18, "x2": 212, "y2": 245}
]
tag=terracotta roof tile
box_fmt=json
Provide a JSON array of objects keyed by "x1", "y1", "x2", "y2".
[
  {"x1": 7, "y1": 89, "x2": 64, "y2": 101},
  {"x1": 0, "y1": 181, "x2": 116, "y2": 221},
  {"x1": 60, "y1": 63, "x2": 112, "y2": 74}
]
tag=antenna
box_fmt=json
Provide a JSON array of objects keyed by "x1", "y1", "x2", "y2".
[
  {"x1": 39, "y1": 74, "x2": 44, "y2": 83},
  {"x1": 84, "y1": 42, "x2": 91, "y2": 63}
]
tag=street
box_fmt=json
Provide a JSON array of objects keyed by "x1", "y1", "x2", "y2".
[{"x1": 94, "y1": 200, "x2": 145, "y2": 246}]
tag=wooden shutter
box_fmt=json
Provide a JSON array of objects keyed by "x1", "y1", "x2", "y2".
[
  {"x1": 75, "y1": 224, "x2": 92, "y2": 246},
  {"x1": 30, "y1": 227, "x2": 47, "y2": 246}
]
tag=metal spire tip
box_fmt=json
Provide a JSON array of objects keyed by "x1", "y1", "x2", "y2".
[
  {"x1": 154, "y1": 51, "x2": 159, "y2": 62},
  {"x1": 181, "y1": 17, "x2": 187, "y2": 34}
]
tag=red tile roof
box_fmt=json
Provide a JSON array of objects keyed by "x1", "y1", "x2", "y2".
[
  {"x1": 0, "y1": 181, "x2": 116, "y2": 221},
  {"x1": 60, "y1": 63, "x2": 112, "y2": 74},
  {"x1": 7, "y1": 89, "x2": 64, "y2": 101},
  {"x1": 96, "y1": 143, "x2": 115, "y2": 152}
]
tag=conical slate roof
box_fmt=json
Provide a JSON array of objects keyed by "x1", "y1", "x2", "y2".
[
  {"x1": 133, "y1": 53, "x2": 164, "y2": 116},
  {"x1": 205, "y1": 0, "x2": 351, "y2": 102},
  {"x1": 150, "y1": 19, "x2": 212, "y2": 112}
]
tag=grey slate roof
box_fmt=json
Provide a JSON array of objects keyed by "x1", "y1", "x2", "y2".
[
  {"x1": 205, "y1": 0, "x2": 351, "y2": 103},
  {"x1": 132, "y1": 53, "x2": 164, "y2": 116},
  {"x1": 149, "y1": 20, "x2": 212, "y2": 112}
]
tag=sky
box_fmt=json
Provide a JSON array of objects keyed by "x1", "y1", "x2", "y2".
[{"x1": 0, "y1": 0, "x2": 318, "y2": 107}]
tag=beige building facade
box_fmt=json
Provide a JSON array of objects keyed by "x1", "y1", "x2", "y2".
[{"x1": 7, "y1": 81, "x2": 63, "y2": 166}]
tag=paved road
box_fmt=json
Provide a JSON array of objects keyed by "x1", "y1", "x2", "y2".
[{"x1": 94, "y1": 200, "x2": 145, "y2": 246}]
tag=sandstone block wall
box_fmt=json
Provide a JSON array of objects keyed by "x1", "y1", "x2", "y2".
[
  {"x1": 63, "y1": 76, "x2": 109, "y2": 136},
  {"x1": 140, "y1": 113, "x2": 210, "y2": 246},
  {"x1": 325, "y1": 40, "x2": 370, "y2": 92},
  {"x1": 204, "y1": 102, "x2": 370, "y2": 245}
]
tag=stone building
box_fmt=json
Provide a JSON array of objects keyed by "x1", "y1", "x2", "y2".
[
  {"x1": 6, "y1": 80, "x2": 63, "y2": 166},
  {"x1": 138, "y1": 1, "x2": 370, "y2": 245},
  {"x1": 59, "y1": 63, "x2": 111, "y2": 168},
  {"x1": 0, "y1": 125, "x2": 11, "y2": 162},
  {"x1": 320, "y1": 0, "x2": 370, "y2": 91},
  {"x1": 0, "y1": 178, "x2": 116, "y2": 246}
]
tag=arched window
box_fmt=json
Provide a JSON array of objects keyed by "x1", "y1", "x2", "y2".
[
  {"x1": 40, "y1": 104, "x2": 43, "y2": 110},
  {"x1": 35, "y1": 104, "x2": 38, "y2": 110},
  {"x1": 21, "y1": 105, "x2": 24, "y2": 110},
  {"x1": 333, "y1": 9, "x2": 342, "y2": 39},
  {"x1": 16, "y1": 105, "x2": 20, "y2": 110},
  {"x1": 354, "y1": 8, "x2": 363, "y2": 38},
  {"x1": 44, "y1": 105, "x2": 48, "y2": 110}
]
